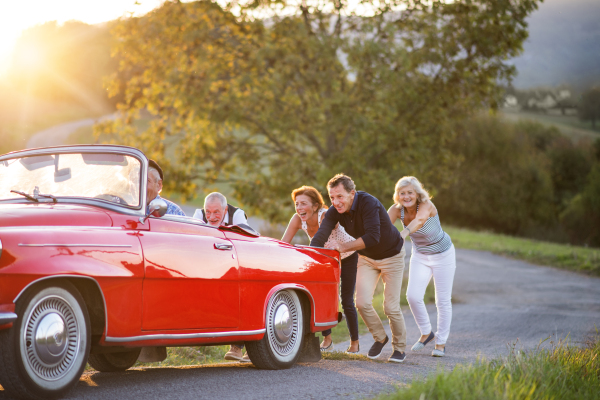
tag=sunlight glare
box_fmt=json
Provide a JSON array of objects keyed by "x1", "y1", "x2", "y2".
[{"x1": 0, "y1": 0, "x2": 164, "y2": 76}]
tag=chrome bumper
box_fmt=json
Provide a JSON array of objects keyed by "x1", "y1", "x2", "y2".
[{"x1": 0, "y1": 312, "x2": 17, "y2": 325}]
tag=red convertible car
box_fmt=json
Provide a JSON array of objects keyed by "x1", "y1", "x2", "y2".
[{"x1": 0, "y1": 145, "x2": 340, "y2": 399}]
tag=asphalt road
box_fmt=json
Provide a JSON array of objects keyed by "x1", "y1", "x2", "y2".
[{"x1": 2, "y1": 244, "x2": 598, "y2": 400}]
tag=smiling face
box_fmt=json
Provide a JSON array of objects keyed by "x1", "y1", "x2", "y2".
[
  {"x1": 328, "y1": 184, "x2": 355, "y2": 214},
  {"x1": 295, "y1": 194, "x2": 319, "y2": 222},
  {"x1": 397, "y1": 184, "x2": 418, "y2": 209},
  {"x1": 204, "y1": 199, "x2": 227, "y2": 227}
]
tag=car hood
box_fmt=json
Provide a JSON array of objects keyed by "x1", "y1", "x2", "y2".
[{"x1": 0, "y1": 203, "x2": 113, "y2": 227}]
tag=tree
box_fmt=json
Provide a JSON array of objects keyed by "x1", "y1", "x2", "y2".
[
  {"x1": 97, "y1": 0, "x2": 541, "y2": 222},
  {"x1": 580, "y1": 88, "x2": 600, "y2": 129}
]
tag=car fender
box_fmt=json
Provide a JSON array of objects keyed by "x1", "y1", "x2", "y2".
[{"x1": 262, "y1": 283, "x2": 337, "y2": 333}]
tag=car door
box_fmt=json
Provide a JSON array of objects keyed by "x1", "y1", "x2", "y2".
[{"x1": 139, "y1": 217, "x2": 240, "y2": 330}]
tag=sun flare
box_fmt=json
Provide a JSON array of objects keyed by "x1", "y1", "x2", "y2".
[{"x1": 0, "y1": 0, "x2": 163, "y2": 76}]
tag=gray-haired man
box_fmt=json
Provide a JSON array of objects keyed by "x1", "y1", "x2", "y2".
[
  {"x1": 193, "y1": 192, "x2": 249, "y2": 362},
  {"x1": 193, "y1": 192, "x2": 247, "y2": 227}
]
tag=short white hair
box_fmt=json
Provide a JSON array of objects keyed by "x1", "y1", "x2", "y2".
[
  {"x1": 394, "y1": 176, "x2": 431, "y2": 205},
  {"x1": 205, "y1": 192, "x2": 227, "y2": 209},
  {"x1": 148, "y1": 167, "x2": 161, "y2": 181}
]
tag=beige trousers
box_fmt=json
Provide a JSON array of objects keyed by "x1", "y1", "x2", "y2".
[{"x1": 355, "y1": 247, "x2": 407, "y2": 352}]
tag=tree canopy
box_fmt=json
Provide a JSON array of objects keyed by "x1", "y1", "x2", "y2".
[{"x1": 97, "y1": 0, "x2": 540, "y2": 222}]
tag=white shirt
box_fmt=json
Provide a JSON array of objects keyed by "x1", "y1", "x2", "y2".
[{"x1": 192, "y1": 208, "x2": 248, "y2": 226}]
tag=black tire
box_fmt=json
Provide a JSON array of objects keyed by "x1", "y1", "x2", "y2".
[
  {"x1": 245, "y1": 290, "x2": 304, "y2": 370},
  {"x1": 88, "y1": 349, "x2": 141, "y2": 372},
  {"x1": 0, "y1": 281, "x2": 91, "y2": 400}
]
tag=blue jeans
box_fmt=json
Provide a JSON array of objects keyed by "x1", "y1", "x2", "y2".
[{"x1": 322, "y1": 252, "x2": 359, "y2": 341}]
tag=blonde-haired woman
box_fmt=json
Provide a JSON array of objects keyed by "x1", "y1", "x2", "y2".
[{"x1": 388, "y1": 176, "x2": 456, "y2": 357}]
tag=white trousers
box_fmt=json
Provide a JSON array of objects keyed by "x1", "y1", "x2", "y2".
[{"x1": 406, "y1": 244, "x2": 456, "y2": 345}]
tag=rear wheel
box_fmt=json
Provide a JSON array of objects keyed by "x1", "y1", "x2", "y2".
[
  {"x1": 246, "y1": 290, "x2": 304, "y2": 369},
  {"x1": 88, "y1": 349, "x2": 141, "y2": 372},
  {"x1": 0, "y1": 281, "x2": 90, "y2": 400}
]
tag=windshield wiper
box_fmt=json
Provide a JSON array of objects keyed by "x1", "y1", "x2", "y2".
[
  {"x1": 10, "y1": 187, "x2": 58, "y2": 203},
  {"x1": 37, "y1": 193, "x2": 57, "y2": 203},
  {"x1": 10, "y1": 190, "x2": 39, "y2": 202}
]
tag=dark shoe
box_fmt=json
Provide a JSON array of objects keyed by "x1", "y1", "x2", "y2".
[
  {"x1": 411, "y1": 331, "x2": 435, "y2": 351},
  {"x1": 388, "y1": 350, "x2": 406, "y2": 363},
  {"x1": 367, "y1": 336, "x2": 389, "y2": 359}
]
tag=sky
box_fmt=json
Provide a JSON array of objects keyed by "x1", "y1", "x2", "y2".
[{"x1": 0, "y1": 0, "x2": 164, "y2": 74}]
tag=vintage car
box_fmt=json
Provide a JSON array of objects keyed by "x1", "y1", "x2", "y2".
[{"x1": 0, "y1": 145, "x2": 341, "y2": 399}]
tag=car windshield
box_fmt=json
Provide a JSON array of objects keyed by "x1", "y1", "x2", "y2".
[{"x1": 0, "y1": 152, "x2": 141, "y2": 207}]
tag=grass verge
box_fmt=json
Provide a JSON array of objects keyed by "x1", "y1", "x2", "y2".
[
  {"x1": 445, "y1": 226, "x2": 600, "y2": 276},
  {"x1": 376, "y1": 336, "x2": 600, "y2": 400}
]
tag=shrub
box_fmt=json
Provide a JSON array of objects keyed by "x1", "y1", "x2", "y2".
[{"x1": 435, "y1": 115, "x2": 558, "y2": 239}]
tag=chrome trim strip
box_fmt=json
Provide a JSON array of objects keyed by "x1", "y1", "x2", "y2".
[
  {"x1": 314, "y1": 320, "x2": 338, "y2": 327},
  {"x1": 13, "y1": 275, "x2": 109, "y2": 337},
  {"x1": 105, "y1": 328, "x2": 267, "y2": 343},
  {"x1": 0, "y1": 312, "x2": 17, "y2": 325},
  {"x1": 18, "y1": 244, "x2": 132, "y2": 248}
]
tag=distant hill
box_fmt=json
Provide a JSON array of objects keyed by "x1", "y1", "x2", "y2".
[{"x1": 511, "y1": 0, "x2": 600, "y2": 91}]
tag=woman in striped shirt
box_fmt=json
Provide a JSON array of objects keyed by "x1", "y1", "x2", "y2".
[{"x1": 387, "y1": 176, "x2": 456, "y2": 357}]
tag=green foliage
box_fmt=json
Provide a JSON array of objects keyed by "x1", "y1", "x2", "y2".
[
  {"x1": 548, "y1": 137, "x2": 594, "y2": 207},
  {"x1": 561, "y1": 164, "x2": 600, "y2": 247},
  {"x1": 579, "y1": 88, "x2": 600, "y2": 129},
  {"x1": 445, "y1": 225, "x2": 600, "y2": 276},
  {"x1": 97, "y1": 0, "x2": 540, "y2": 222},
  {"x1": 435, "y1": 115, "x2": 557, "y2": 238},
  {"x1": 376, "y1": 337, "x2": 600, "y2": 400}
]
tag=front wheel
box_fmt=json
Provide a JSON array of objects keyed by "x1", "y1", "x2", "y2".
[
  {"x1": 246, "y1": 290, "x2": 304, "y2": 369},
  {"x1": 0, "y1": 282, "x2": 90, "y2": 400}
]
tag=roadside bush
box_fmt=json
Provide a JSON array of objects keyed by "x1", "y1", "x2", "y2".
[
  {"x1": 434, "y1": 115, "x2": 558, "y2": 239},
  {"x1": 547, "y1": 137, "x2": 594, "y2": 207},
  {"x1": 561, "y1": 163, "x2": 600, "y2": 247}
]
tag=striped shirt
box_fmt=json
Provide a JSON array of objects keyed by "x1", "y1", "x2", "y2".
[{"x1": 401, "y1": 204, "x2": 452, "y2": 255}]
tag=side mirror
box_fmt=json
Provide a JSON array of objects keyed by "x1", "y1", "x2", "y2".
[{"x1": 139, "y1": 198, "x2": 168, "y2": 224}]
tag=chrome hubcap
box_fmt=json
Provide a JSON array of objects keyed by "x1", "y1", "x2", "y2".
[
  {"x1": 35, "y1": 312, "x2": 68, "y2": 364},
  {"x1": 266, "y1": 291, "x2": 299, "y2": 356},
  {"x1": 23, "y1": 296, "x2": 80, "y2": 381},
  {"x1": 273, "y1": 304, "x2": 292, "y2": 343}
]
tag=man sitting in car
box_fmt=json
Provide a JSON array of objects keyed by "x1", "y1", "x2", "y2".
[
  {"x1": 193, "y1": 192, "x2": 247, "y2": 226},
  {"x1": 147, "y1": 159, "x2": 186, "y2": 216},
  {"x1": 193, "y1": 192, "x2": 249, "y2": 362}
]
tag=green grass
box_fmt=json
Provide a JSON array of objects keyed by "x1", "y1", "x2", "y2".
[
  {"x1": 375, "y1": 336, "x2": 600, "y2": 400},
  {"x1": 445, "y1": 226, "x2": 600, "y2": 276},
  {"x1": 321, "y1": 351, "x2": 378, "y2": 362},
  {"x1": 134, "y1": 345, "x2": 231, "y2": 367}
]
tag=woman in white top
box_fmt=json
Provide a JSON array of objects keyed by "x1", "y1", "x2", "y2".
[
  {"x1": 388, "y1": 176, "x2": 456, "y2": 357},
  {"x1": 281, "y1": 186, "x2": 360, "y2": 353}
]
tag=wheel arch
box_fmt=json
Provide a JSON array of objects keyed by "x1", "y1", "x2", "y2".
[
  {"x1": 262, "y1": 284, "x2": 317, "y2": 333},
  {"x1": 13, "y1": 275, "x2": 107, "y2": 342}
]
